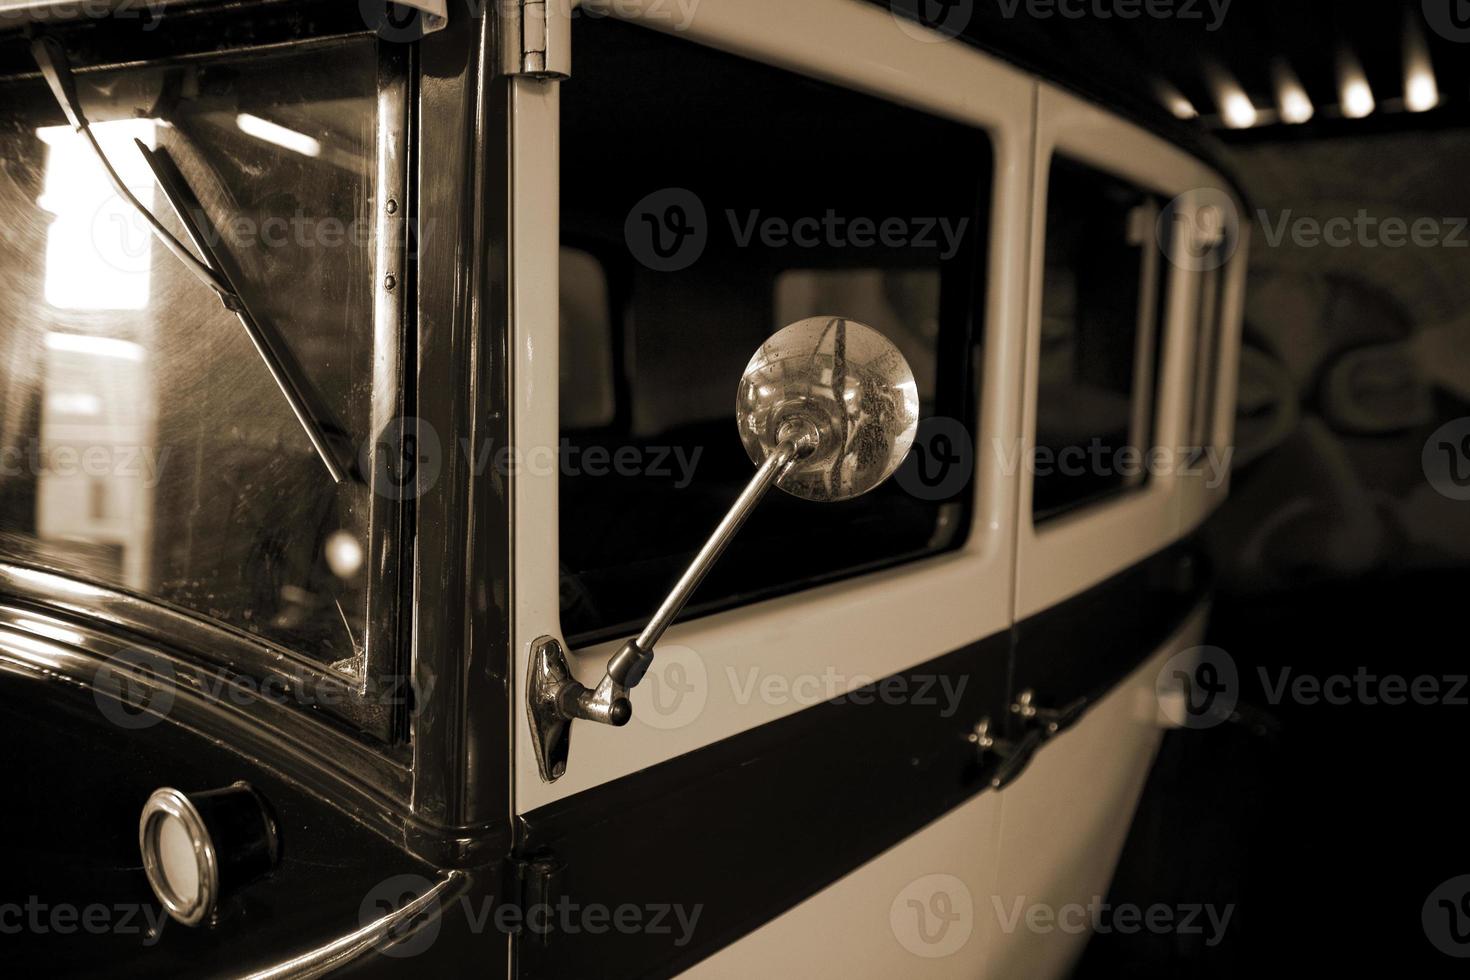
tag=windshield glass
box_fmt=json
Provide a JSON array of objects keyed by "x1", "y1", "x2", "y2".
[{"x1": 0, "y1": 38, "x2": 388, "y2": 674}]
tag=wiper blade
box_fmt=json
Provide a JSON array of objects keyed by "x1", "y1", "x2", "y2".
[
  {"x1": 134, "y1": 140, "x2": 357, "y2": 484},
  {"x1": 31, "y1": 36, "x2": 358, "y2": 485}
]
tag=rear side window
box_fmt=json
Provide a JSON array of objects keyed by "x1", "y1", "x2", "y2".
[
  {"x1": 1188, "y1": 247, "x2": 1227, "y2": 456},
  {"x1": 1033, "y1": 156, "x2": 1164, "y2": 520},
  {"x1": 558, "y1": 18, "x2": 991, "y2": 646}
]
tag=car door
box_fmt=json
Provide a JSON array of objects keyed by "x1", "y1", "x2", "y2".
[
  {"x1": 984, "y1": 83, "x2": 1248, "y2": 979},
  {"x1": 503, "y1": 1, "x2": 1033, "y2": 975}
]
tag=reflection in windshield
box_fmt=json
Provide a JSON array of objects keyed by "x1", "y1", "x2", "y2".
[{"x1": 0, "y1": 39, "x2": 385, "y2": 673}]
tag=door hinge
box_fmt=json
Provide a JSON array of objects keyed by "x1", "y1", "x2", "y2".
[{"x1": 499, "y1": 0, "x2": 571, "y2": 79}]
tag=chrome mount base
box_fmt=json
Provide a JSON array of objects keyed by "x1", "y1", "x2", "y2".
[{"x1": 528, "y1": 636, "x2": 633, "y2": 783}]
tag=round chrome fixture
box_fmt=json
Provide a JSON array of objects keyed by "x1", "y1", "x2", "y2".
[
  {"x1": 737, "y1": 316, "x2": 920, "y2": 502},
  {"x1": 139, "y1": 783, "x2": 277, "y2": 926}
]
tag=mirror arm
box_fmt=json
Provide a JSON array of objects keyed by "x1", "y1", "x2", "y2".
[
  {"x1": 619, "y1": 434, "x2": 803, "y2": 681},
  {"x1": 555, "y1": 425, "x2": 817, "y2": 730}
]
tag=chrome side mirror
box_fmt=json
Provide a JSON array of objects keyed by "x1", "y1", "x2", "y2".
[{"x1": 530, "y1": 317, "x2": 920, "y2": 781}]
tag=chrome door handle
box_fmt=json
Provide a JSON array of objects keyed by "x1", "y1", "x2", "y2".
[{"x1": 970, "y1": 690, "x2": 1090, "y2": 790}]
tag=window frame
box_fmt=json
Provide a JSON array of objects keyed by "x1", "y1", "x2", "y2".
[
  {"x1": 552, "y1": 22, "x2": 992, "y2": 649},
  {"x1": 1031, "y1": 154, "x2": 1167, "y2": 521},
  {"x1": 1015, "y1": 83, "x2": 1241, "y2": 622},
  {"x1": 0, "y1": 34, "x2": 415, "y2": 743},
  {"x1": 513, "y1": 2, "x2": 1032, "y2": 813}
]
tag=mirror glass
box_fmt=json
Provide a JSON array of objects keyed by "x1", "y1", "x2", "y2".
[{"x1": 737, "y1": 316, "x2": 919, "y2": 502}]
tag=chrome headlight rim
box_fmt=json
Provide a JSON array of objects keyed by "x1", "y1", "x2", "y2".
[{"x1": 139, "y1": 786, "x2": 219, "y2": 927}]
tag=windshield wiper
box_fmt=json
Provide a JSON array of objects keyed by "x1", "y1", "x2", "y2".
[{"x1": 31, "y1": 36, "x2": 358, "y2": 485}]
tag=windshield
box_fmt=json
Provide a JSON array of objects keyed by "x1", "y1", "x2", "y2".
[{"x1": 0, "y1": 38, "x2": 390, "y2": 674}]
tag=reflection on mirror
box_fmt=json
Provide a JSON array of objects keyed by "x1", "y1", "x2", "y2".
[{"x1": 738, "y1": 316, "x2": 920, "y2": 502}]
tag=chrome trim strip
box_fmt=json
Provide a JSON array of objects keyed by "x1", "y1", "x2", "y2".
[
  {"x1": 0, "y1": 603, "x2": 414, "y2": 830},
  {"x1": 0, "y1": 562, "x2": 389, "y2": 730},
  {"x1": 241, "y1": 871, "x2": 466, "y2": 980}
]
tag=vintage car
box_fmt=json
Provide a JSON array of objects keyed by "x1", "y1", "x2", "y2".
[{"x1": 0, "y1": 0, "x2": 1245, "y2": 975}]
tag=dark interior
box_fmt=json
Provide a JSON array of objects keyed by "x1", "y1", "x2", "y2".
[{"x1": 558, "y1": 17, "x2": 991, "y2": 645}]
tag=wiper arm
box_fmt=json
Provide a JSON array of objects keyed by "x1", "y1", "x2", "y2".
[
  {"x1": 134, "y1": 140, "x2": 357, "y2": 484},
  {"x1": 31, "y1": 36, "x2": 357, "y2": 485}
]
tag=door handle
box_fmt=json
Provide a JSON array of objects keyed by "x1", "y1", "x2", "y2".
[{"x1": 970, "y1": 689, "x2": 1089, "y2": 789}]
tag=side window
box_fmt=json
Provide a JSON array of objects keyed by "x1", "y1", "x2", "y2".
[
  {"x1": 1188, "y1": 250, "x2": 1226, "y2": 455},
  {"x1": 1033, "y1": 156, "x2": 1164, "y2": 520},
  {"x1": 558, "y1": 18, "x2": 991, "y2": 646}
]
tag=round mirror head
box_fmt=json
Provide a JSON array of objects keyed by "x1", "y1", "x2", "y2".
[{"x1": 737, "y1": 316, "x2": 920, "y2": 502}]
